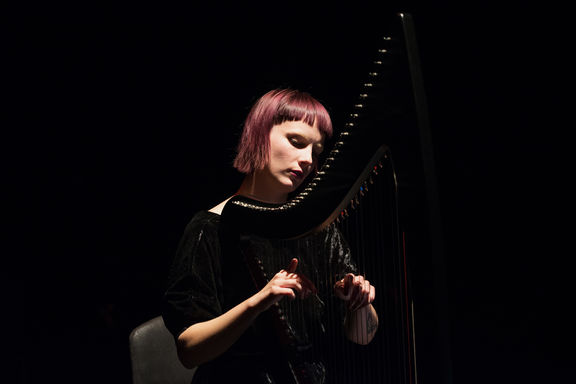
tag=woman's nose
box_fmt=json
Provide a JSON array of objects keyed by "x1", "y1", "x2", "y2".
[{"x1": 299, "y1": 147, "x2": 313, "y2": 166}]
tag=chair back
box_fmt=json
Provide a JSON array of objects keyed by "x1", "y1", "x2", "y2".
[{"x1": 129, "y1": 316, "x2": 196, "y2": 384}]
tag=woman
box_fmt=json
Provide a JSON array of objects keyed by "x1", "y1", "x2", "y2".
[{"x1": 162, "y1": 89, "x2": 378, "y2": 383}]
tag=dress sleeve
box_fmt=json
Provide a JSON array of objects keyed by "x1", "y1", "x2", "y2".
[
  {"x1": 162, "y1": 213, "x2": 223, "y2": 339},
  {"x1": 324, "y1": 224, "x2": 357, "y2": 281}
]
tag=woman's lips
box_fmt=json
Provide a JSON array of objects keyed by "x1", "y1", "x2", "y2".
[{"x1": 289, "y1": 170, "x2": 304, "y2": 179}]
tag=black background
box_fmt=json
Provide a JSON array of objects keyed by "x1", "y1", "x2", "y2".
[{"x1": 5, "y1": 2, "x2": 574, "y2": 383}]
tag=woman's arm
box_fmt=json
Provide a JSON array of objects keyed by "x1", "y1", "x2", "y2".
[
  {"x1": 176, "y1": 258, "x2": 314, "y2": 368},
  {"x1": 176, "y1": 296, "x2": 260, "y2": 368},
  {"x1": 334, "y1": 273, "x2": 379, "y2": 345},
  {"x1": 344, "y1": 303, "x2": 379, "y2": 345}
]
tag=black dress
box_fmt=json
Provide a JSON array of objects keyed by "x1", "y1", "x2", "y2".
[{"x1": 162, "y1": 210, "x2": 356, "y2": 383}]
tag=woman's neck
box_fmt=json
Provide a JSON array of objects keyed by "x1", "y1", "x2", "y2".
[{"x1": 236, "y1": 173, "x2": 288, "y2": 204}]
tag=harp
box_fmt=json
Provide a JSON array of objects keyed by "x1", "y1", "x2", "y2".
[{"x1": 221, "y1": 13, "x2": 429, "y2": 384}]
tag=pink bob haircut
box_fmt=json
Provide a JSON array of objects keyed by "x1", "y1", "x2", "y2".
[{"x1": 233, "y1": 88, "x2": 333, "y2": 174}]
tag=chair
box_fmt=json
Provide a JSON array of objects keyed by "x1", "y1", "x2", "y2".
[{"x1": 129, "y1": 316, "x2": 196, "y2": 384}]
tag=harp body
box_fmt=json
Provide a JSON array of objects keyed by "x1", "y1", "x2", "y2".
[{"x1": 221, "y1": 13, "x2": 423, "y2": 384}]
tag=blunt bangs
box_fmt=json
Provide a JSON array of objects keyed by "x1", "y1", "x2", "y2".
[{"x1": 272, "y1": 92, "x2": 333, "y2": 139}]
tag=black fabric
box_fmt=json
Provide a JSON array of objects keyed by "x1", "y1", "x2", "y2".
[
  {"x1": 162, "y1": 211, "x2": 224, "y2": 338},
  {"x1": 162, "y1": 210, "x2": 356, "y2": 383}
]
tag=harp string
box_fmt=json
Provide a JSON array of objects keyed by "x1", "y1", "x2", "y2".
[
  {"x1": 239, "y1": 146, "x2": 412, "y2": 383},
  {"x1": 331, "y1": 151, "x2": 408, "y2": 384}
]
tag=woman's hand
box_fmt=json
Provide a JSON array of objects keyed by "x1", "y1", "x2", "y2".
[
  {"x1": 250, "y1": 258, "x2": 317, "y2": 312},
  {"x1": 334, "y1": 273, "x2": 378, "y2": 344},
  {"x1": 333, "y1": 273, "x2": 376, "y2": 311},
  {"x1": 177, "y1": 258, "x2": 317, "y2": 367}
]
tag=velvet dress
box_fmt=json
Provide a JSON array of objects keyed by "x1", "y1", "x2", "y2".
[{"x1": 162, "y1": 210, "x2": 356, "y2": 383}]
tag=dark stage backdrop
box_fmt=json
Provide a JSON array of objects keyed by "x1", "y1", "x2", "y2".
[{"x1": 5, "y1": 3, "x2": 573, "y2": 384}]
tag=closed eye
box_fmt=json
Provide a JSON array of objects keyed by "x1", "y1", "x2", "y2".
[
  {"x1": 288, "y1": 134, "x2": 324, "y2": 157},
  {"x1": 289, "y1": 136, "x2": 307, "y2": 149}
]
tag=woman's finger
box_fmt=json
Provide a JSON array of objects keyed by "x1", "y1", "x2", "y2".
[
  {"x1": 347, "y1": 276, "x2": 362, "y2": 309},
  {"x1": 343, "y1": 273, "x2": 355, "y2": 296},
  {"x1": 286, "y1": 258, "x2": 298, "y2": 273}
]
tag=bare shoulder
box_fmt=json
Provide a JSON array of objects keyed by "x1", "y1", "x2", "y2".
[{"x1": 208, "y1": 196, "x2": 234, "y2": 215}]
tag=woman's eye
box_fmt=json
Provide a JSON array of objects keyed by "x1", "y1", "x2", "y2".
[{"x1": 289, "y1": 137, "x2": 305, "y2": 148}]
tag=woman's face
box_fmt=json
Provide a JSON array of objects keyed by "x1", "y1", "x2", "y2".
[{"x1": 258, "y1": 120, "x2": 325, "y2": 198}]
